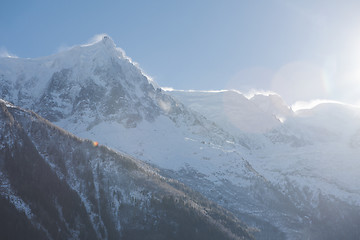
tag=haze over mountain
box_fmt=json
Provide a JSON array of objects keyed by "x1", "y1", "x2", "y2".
[
  {"x1": 167, "y1": 89, "x2": 360, "y2": 204},
  {"x1": 1, "y1": 35, "x2": 360, "y2": 239}
]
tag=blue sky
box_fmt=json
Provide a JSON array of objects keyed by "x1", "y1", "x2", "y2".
[{"x1": 1, "y1": 0, "x2": 360, "y2": 105}]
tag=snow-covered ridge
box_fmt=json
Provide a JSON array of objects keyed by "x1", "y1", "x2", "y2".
[
  {"x1": 0, "y1": 34, "x2": 156, "y2": 100},
  {"x1": 166, "y1": 89, "x2": 291, "y2": 134},
  {"x1": 2, "y1": 35, "x2": 360, "y2": 239},
  {"x1": 0, "y1": 34, "x2": 162, "y2": 125},
  {"x1": 0, "y1": 99, "x2": 15, "y2": 108},
  {"x1": 0, "y1": 36, "x2": 293, "y2": 238},
  {"x1": 168, "y1": 88, "x2": 360, "y2": 198}
]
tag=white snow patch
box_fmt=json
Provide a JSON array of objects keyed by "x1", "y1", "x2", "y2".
[{"x1": 0, "y1": 172, "x2": 34, "y2": 219}]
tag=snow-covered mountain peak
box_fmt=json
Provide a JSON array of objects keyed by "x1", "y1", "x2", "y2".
[
  {"x1": 81, "y1": 34, "x2": 114, "y2": 46},
  {"x1": 291, "y1": 102, "x2": 360, "y2": 138},
  {"x1": 81, "y1": 34, "x2": 119, "y2": 55},
  {"x1": 98, "y1": 34, "x2": 114, "y2": 45},
  {"x1": 57, "y1": 34, "x2": 125, "y2": 65},
  {"x1": 250, "y1": 93, "x2": 294, "y2": 120},
  {"x1": 0, "y1": 35, "x2": 162, "y2": 124},
  {"x1": 167, "y1": 89, "x2": 283, "y2": 134},
  {"x1": 4, "y1": 36, "x2": 360, "y2": 239}
]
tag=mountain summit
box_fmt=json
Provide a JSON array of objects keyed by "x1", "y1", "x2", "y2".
[
  {"x1": 0, "y1": 34, "x2": 289, "y2": 239},
  {"x1": 2, "y1": 35, "x2": 360, "y2": 239},
  {"x1": 0, "y1": 33, "x2": 160, "y2": 126}
]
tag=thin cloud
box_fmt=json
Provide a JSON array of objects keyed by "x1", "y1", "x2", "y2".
[
  {"x1": 56, "y1": 44, "x2": 72, "y2": 53},
  {"x1": 82, "y1": 33, "x2": 110, "y2": 46},
  {"x1": 291, "y1": 99, "x2": 349, "y2": 112},
  {"x1": 161, "y1": 88, "x2": 229, "y2": 93},
  {"x1": 0, "y1": 47, "x2": 18, "y2": 58},
  {"x1": 161, "y1": 87, "x2": 175, "y2": 91},
  {"x1": 243, "y1": 89, "x2": 279, "y2": 100}
]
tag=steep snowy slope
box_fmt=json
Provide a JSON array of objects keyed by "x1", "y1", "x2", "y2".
[
  {"x1": 0, "y1": 99, "x2": 255, "y2": 240},
  {"x1": 167, "y1": 89, "x2": 360, "y2": 239},
  {"x1": 2, "y1": 35, "x2": 360, "y2": 239},
  {"x1": 255, "y1": 102, "x2": 360, "y2": 203},
  {"x1": 168, "y1": 90, "x2": 283, "y2": 135},
  {"x1": 249, "y1": 93, "x2": 293, "y2": 121},
  {"x1": 294, "y1": 102, "x2": 360, "y2": 142},
  {"x1": 167, "y1": 90, "x2": 304, "y2": 149},
  {"x1": 0, "y1": 36, "x2": 260, "y2": 190},
  {"x1": 0, "y1": 36, "x2": 292, "y2": 239},
  {"x1": 167, "y1": 90, "x2": 360, "y2": 203},
  {"x1": 0, "y1": 36, "x2": 160, "y2": 125}
]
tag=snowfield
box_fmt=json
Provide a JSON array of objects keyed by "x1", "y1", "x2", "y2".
[{"x1": 1, "y1": 35, "x2": 360, "y2": 239}]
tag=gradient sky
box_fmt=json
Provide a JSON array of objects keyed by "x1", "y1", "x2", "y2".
[{"x1": 1, "y1": 0, "x2": 360, "y2": 105}]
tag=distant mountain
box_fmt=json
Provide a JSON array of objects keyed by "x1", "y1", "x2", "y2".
[
  {"x1": 2, "y1": 35, "x2": 360, "y2": 239},
  {"x1": 167, "y1": 89, "x2": 360, "y2": 199},
  {"x1": 0, "y1": 99, "x2": 254, "y2": 240},
  {"x1": 167, "y1": 90, "x2": 291, "y2": 135},
  {"x1": 167, "y1": 89, "x2": 360, "y2": 239}
]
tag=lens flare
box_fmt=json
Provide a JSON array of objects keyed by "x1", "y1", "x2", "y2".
[{"x1": 271, "y1": 61, "x2": 326, "y2": 104}]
